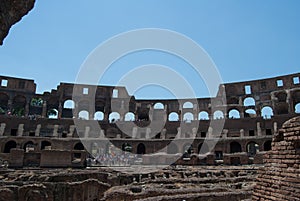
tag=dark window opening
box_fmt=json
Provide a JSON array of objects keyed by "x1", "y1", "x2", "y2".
[
  {"x1": 10, "y1": 129, "x2": 17, "y2": 136},
  {"x1": 266, "y1": 129, "x2": 272, "y2": 135},
  {"x1": 29, "y1": 132, "x2": 35, "y2": 136},
  {"x1": 215, "y1": 151, "x2": 223, "y2": 160},
  {"x1": 249, "y1": 130, "x2": 255, "y2": 136},
  {"x1": 201, "y1": 132, "x2": 206, "y2": 138}
]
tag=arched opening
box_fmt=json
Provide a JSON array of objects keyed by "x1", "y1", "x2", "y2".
[
  {"x1": 264, "y1": 140, "x2": 272, "y2": 151},
  {"x1": 198, "y1": 111, "x2": 209, "y2": 120},
  {"x1": 63, "y1": 99, "x2": 75, "y2": 109},
  {"x1": 74, "y1": 142, "x2": 85, "y2": 150},
  {"x1": 154, "y1": 103, "x2": 164, "y2": 109},
  {"x1": 12, "y1": 95, "x2": 26, "y2": 116},
  {"x1": 198, "y1": 143, "x2": 209, "y2": 154},
  {"x1": 244, "y1": 109, "x2": 256, "y2": 118},
  {"x1": 47, "y1": 108, "x2": 58, "y2": 119},
  {"x1": 183, "y1": 112, "x2": 194, "y2": 122},
  {"x1": 228, "y1": 109, "x2": 240, "y2": 119},
  {"x1": 41, "y1": 141, "x2": 51, "y2": 150},
  {"x1": 94, "y1": 111, "x2": 104, "y2": 120},
  {"x1": 183, "y1": 144, "x2": 194, "y2": 154},
  {"x1": 276, "y1": 92, "x2": 287, "y2": 102},
  {"x1": 3, "y1": 140, "x2": 16, "y2": 153},
  {"x1": 246, "y1": 141, "x2": 259, "y2": 156},
  {"x1": 109, "y1": 112, "x2": 120, "y2": 123},
  {"x1": 23, "y1": 141, "x2": 34, "y2": 152},
  {"x1": 261, "y1": 106, "x2": 274, "y2": 119},
  {"x1": 230, "y1": 141, "x2": 242, "y2": 153},
  {"x1": 213, "y1": 110, "x2": 224, "y2": 120},
  {"x1": 78, "y1": 110, "x2": 89, "y2": 120},
  {"x1": 183, "y1": 101, "x2": 193, "y2": 109},
  {"x1": 122, "y1": 143, "x2": 132, "y2": 152},
  {"x1": 125, "y1": 112, "x2": 135, "y2": 121},
  {"x1": 168, "y1": 112, "x2": 179, "y2": 121},
  {"x1": 243, "y1": 97, "x2": 255, "y2": 106},
  {"x1": 0, "y1": 93, "x2": 9, "y2": 114},
  {"x1": 167, "y1": 143, "x2": 178, "y2": 154},
  {"x1": 295, "y1": 103, "x2": 300, "y2": 113},
  {"x1": 137, "y1": 143, "x2": 146, "y2": 155}
]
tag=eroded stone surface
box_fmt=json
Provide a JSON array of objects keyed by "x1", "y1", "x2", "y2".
[{"x1": 0, "y1": 0, "x2": 35, "y2": 45}]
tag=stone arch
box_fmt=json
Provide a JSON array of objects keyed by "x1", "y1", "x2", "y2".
[
  {"x1": 3, "y1": 140, "x2": 17, "y2": 153},
  {"x1": 137, "y1": 143, "x2": 146, "y2": 155},
  {"x1": 246, "y1": 141, "x2": 259, "y2": 156},
  {"x1": 41, "y1": 141, "x2": 51, "y2": 150},
  {"x1": 78, "y1": 110, "x2": 89, "y2": 120},
  {"x1": 0, "y1": 92, "x2": 9, "y2": 113},
  {"x1": 154, "y1": 102, "x2": 164, "y2": 109},
  {"x1": 243, "y1": 97, "x2": 255, "y2": 106},
  {"x1": 264, "y1": 140, "x2": 272, "y2": 151},
  {"x1": 245, "y1": 109, "x2": 256, "y2": 118},
  {"x1": 230, "y1": 141, "x2": 242, "y2": 153},
  {"x1": 261, "y1": 106, "x2": 274, "y2": 119},
  {"x1": 47, "y1": 108, "x2": 58, "y2": 119},
  {"x1": 275, "y1": 91, "x2": 287, "y2": 102},
  {"x1": 125, "y1": 112, "x2": 135, "y2": 121},
  {"x1": 94, "y1": 111, "x2": 104, "y2": 120},
  {"x1": 23, "y1": 141, "x2": 34, "y2": 152},
  {"x1": 213, "y1": 110, "x2": 224, "y2": 120},
  {"x1": 295, "y1": 103, "x2": 300, "y2": 113},
  {"x1": 198, "y1": 143, "x2": 209, "y2": 154},
  {"x1": 122, "y1": 143, "x2": 132, "y2": 152},
  {"x1": 228, "y1": 109, "x2": 240, "y2": 119},
  {"x1": 109, "y1": 112, "x2": 120, "y2": 123},
  {"x1": 63, "y1": 99, "x2": 75, "y2": 109},
  {"x1": 167, "y1": 143, "x2": 178, "y2": 154},
  {"x1": 168, "y1": 112, "x2": 179, "y2": 121},
  {"x1": 183, "y1": 143, "x2": 194, "y2": 154},
  {"x1": 74, "y1": 142, "x2": 85, "y2": 150},
  {"x1": 198, "y1": 111, "x2": 209, "y2": 120},
  {"x1": 183, "y1": 101, "x2": 193, "y2": 109},
  {"x1": 183, "y1": 112, "x2": 194, "y2": 122},
  {"x1": 12, "y1": 95, "x2": 26, "y2": 116}
]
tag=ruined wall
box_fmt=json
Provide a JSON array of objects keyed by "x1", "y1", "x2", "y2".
[
  {"x1": 0, "y1": 0, "x2": 35, "y2": 45},
  {"x1": 252, "y1": 116, "x2": 300, "y2": 201}
]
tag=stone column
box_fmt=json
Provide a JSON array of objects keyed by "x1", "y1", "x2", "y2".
[
  {"x1": 53, "y1": 125, "x2": 59, "y2": 137},
  {"x1": 0, "y1": 123, "x2": 6, "y2": 136},
  {"x1": 17, "y1": 124, "x2": 24, "y2": 136},
  {"x1": 35, "y1": 124, "x2": 41, "y2": 137},
  {"x1": 257, "y1": 122, "x2": 262, "y2": 136},
  {"x1": 25, "y1": 98, "x2": 30, "y2": 117},
  {"x1": 67, "y1": 125, "x2": 75, "y2": 138}
]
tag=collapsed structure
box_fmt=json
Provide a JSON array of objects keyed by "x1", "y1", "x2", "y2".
[{"x1": 0, "y1": 72, "x2": 299, "y2": 168}]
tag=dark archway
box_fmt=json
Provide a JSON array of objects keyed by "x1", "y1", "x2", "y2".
[
  {"x1": 41, "y1": 141, "x2": 51, "y2": 150},
  {"x1": 230, "y1": 141, "x2": 242, "y2": 153},
  {"x1": 122, "y1": 143, "x2": 132, "y2": 152},
  {"x1": 23, "y1": 141, "x2": 34, "y2": 152},
  {"x1": 264, "y1": 140, "x2": 272, "y2": 151},
  {"x1": 74, "y1": 142, "x2": 85, "y2": 150},
  {"x1": 137, "y1": 143, "x2": 146, "y2": 155},
  {"x1": 246, "y1": 141, "x2": 259, "y2": 156},
  {"x1": 3, "y1": 140, "x2": 16, "y2": 153}
]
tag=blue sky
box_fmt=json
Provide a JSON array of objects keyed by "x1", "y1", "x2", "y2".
[{"x1": 0, "y1": 0, "x2": 299, "y2": 99}]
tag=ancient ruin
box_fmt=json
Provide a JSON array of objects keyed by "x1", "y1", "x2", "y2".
[{"x1": 0, "y1": 72, "x2": 299, "y2": 200}]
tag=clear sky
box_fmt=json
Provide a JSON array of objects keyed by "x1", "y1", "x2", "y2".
[{"x1": 0, "y1": 0, "x2": 299, "y2": 99}]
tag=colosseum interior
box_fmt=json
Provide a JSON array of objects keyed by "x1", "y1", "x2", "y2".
[{"x1": 0, "y1": 72, "x2": 299, "y2": 200}]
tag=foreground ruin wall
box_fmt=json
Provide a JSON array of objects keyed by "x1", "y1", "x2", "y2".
[
  {"x1": 0, "y1": 0, "x2": 35, "y2": 45},
  {"x1": 253, "y1": 116, "x2": 300, "y2": 201}
]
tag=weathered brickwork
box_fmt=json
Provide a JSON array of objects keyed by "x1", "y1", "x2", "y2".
[{"x1": 253, "y1": 116, "x2": 300, "y2": 201}]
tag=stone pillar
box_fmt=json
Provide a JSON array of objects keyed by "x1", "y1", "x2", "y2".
[
  {"x1": 132, "y1": 127, "x2": 137, "y2": 138},
  {"x1": 192, "y1": 127, "x2": 197, "y2": 138},
  {"x1": 25, "y1": 98, "x2": 30, "y2": 117},
  {"x1": 99, "y1": 129, "x2": 105, "y2": 138},
  {"x1": 273, "y1": 122, "x2": 278, "y2": 134},
  {"x1": 0, "y1": 123, "x2": 6, "y2": 136},
  {"x1": 240, "y1": 129, "x2": 245, "y2": 137},
  {"x1": 67, "y1": 125, "x2": 75, "y2": 138},
  {"x1": 84, "y1": 126, "x2": 90, "y2": 138},
  {"x1": 223, "y1": 129, "x2": 228, "y2": 138},
  {"x1": 257, "y1": 122, "x2": 262, "y2": 136},
  {"x1": 53, "y1": 125, "x2": 59, "y2": 137},
  {"x1": 176, "y1": 127, "x2": 181, "y2": 139},
  {"x1": 146, "y1": 127, "x2": 151, "y2": 139},
  {"x1": 17, "y1": 124, "x2": 24, "y2": 136},
  {"x1": 35, "y1": 124, "x2": 41, "y2": 137},
  {"x1": 161, "y1": 128, "x2": 166, "y2": 139},
  {"x1": 208, "y1": 127, "x2": 213, "y2": 138},
  {"x1": 286, "y1": 90, "x2": 293, "y2": 113},
  {"x1": 42, "y1": 101, "x2": 47, "y2": 118},
  {"x1": 58, "y1": 102, "x2": 62, "y2": 118}
]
